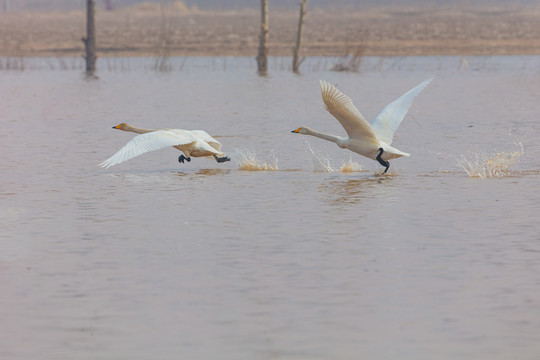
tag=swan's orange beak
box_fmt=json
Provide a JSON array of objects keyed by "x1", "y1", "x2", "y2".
[
  {"x1": 291, "y1": 128, "x2": 300, "y2": 133},
  {"x1": 112, "y1": 124, "x2": 121, "y2": 129}
]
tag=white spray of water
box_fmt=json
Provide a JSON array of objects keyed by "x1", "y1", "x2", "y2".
[
  {"x1": 340, "y1": 156, "x2": 363, "y2": 172},
  {"x1": 458, "y1": 142, "x2": 524, "y2": 178},
  {"x1": 235, "y1": 150, "x2": 279, "y2": 171},
  {"x1": 305, "y1": 142, "x2": 363, "y2": 173},
  {"x1": 305, "y1": 142, "x2": 334, "y2": 172}
]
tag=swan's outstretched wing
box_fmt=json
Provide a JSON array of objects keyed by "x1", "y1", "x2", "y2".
[
  {"x1": 371, "y1": 77, "x2": 433, "y2": 145},
  {"x1": 189, "y1": 130, "x2": 222, "y2": 152},
  {"x1": 100, "y1": 130, "x2": 198, "y2": 168},
  {"x1": 320, "y1": 80, "x2": 378, "y2": 142}
]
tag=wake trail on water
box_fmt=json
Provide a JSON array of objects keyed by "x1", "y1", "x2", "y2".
[
  {"x1": 232, "y1": 144, "x2": 365, "y2": 173},
  {"x1": 458, "y1": 142, "x2": 524, "y2": 178}
]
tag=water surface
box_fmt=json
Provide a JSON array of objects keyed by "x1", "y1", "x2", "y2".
[{"x1": 1, "y1": 56, "x2": 540, "y2": 360}]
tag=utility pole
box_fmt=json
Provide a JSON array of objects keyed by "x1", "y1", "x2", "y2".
[
  {"x1": 82, "y1": 0, "x2": 97, "y2": 75},
  {"x1": 292, "y1": 0, "x2": 308, "y2": 74},
  {"x1": 256, "y1": 0, "x2": 269, "y2": 76}
]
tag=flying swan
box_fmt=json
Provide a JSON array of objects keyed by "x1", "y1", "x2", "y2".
[
  {"x1": 100, "y1": 123, "x2": 230, "y2": 168},
  {"x1": 292, "y1": 78, "x2": 433, "y2": 173}
]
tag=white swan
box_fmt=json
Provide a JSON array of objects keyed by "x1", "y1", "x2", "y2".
[
  {"x1": 292, "y1": 78, "x2": 433, "y2": 173},
  {"x1": 100, "y1": 123, "x2": 230, "y2": 168}
]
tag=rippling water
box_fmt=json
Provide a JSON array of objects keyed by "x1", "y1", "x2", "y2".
[{"x1": 2, "y1": 56, "x2": 540, "y2": 360}]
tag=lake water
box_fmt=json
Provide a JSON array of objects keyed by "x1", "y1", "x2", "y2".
[{"x1": 2, "y1": 56, "x2": 540, "y2": 360}]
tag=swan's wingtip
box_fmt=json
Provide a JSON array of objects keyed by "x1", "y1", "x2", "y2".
[
  {"x1": 424, "y1": 76, "x2": 435, "y2": 84},
  {"x1": 320, "y1": 79, "x2": 335, "y2": 88},
  {"x1": 99, "y1": 160, "x2": 112, "y2": 169},
  {"x1": 319, "y1": 80, "x2": 337, "y2": 95}
]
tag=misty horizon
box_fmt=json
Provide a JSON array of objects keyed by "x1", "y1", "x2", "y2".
[{"x1": 3, "y1": 0, "x2": 540, "y2": 12}]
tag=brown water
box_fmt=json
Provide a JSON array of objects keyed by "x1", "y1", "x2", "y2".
[{"x1": 2, "y1": 57, "x2": 540, "y2": 360}]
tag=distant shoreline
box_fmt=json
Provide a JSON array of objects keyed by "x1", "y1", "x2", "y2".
[{"x1": 2, "y1": 7, "x2": 540, "y2": 57}]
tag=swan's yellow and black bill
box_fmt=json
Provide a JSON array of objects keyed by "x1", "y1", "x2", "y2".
[
  {"x1": 113, "y1": 124, "x2": 121, "y2": 129},
  {"x1": 291, "y1": 128, "x2": 301, "y2": 133}
]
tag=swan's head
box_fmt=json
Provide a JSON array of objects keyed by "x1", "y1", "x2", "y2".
[
  {"x1": 291, "y1": 127, "x2": 310, "y2": 135},
  {"x1": 112, "y1": 123, "x2": 129, "y2": 130}
]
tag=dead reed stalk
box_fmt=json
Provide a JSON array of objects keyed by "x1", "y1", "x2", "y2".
[{"x1": 331, "y1": 45, "x2": 367, "y2": 73}]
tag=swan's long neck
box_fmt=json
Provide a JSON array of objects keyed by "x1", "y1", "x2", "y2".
[
  {"x1": 122, "y1": 124, "x2": 156, "y2": 134},
  {"x1": 304, "y1": 128, "x2": 344, "y2": 144}
]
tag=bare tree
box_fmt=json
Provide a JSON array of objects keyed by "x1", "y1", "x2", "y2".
[
  {"x1": 153, "y1": 0, "x2": 172, "y2": 72},
  {"x1": 82, "y1": 0, "x2": 97, "y2": 75},
  {"x1": 292, "y1": 0, "x2": 308, "y2": 74},
  {"x1": 256, "y1": 0, "x2": 269, "y2": 76}
]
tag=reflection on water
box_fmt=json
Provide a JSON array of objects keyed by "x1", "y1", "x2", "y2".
[
  {"x1": 176, "y1": 168, "x2": 232, "y2": 177},
  {"x1": 2, "y1": 58, "x2": 540, "y2": 360},
  {"x1": 320, "y1": 176, "x2": 395, "y2": 206}
]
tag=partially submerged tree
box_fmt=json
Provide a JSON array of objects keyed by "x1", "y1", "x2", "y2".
[
  {"x1": 292, "y1": 0, "x2": 308, "y2": 74},
  {"x1": 152, "y1": 1, "x2": 172, "y2": 72},
  {"x1": 256, "y1": 0, "x2": 269, "y2": 76},
  {"x1": 82, "y1": 0, "x2": 97, "y2": 75}
]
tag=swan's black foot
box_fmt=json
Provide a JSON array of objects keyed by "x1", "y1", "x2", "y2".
[
  {"x1": 376, "y1": 148, "x2": 390, "y2": 174},
  {"x1": 178, "y1": 155, "x2": 191, "y2": 164},
  {"x1": 214, "y1": 155, "x2": 231, "y2": 163}
]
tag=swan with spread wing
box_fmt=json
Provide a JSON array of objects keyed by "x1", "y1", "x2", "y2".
[
  {"x1": 292, "y1": 78, "x2": 433, "y2": 173},
  {"x1": 100, "y1": 123, "x2": 230, "y2": 169}
]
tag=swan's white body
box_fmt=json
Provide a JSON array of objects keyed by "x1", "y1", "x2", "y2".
[
  {"x1": 293, "y1": 78, "x2": 433, "y2": 169},
  {"x1": 100, "y1": 123, "x2": 227, "y2": 168}
]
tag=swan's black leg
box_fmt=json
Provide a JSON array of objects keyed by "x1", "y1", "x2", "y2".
[
  {"x1": 376, "y1": 148, "x2": 390, "y2": 174},
  {"x1": 214, "y1": 155, "x2": 231, "y2": 163},
  {"x1": 178, "y1": 155, "x2": 191, "y2": 164}
]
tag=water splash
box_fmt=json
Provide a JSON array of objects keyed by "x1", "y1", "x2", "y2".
[
  {"x1": 340, "y1": 157, "x2": 363, "y2": 172},
  {"x1": 236, "y1": 150, "x2": 279, "y2": 171},
  {"x1": 306, "y1": 142, "x2": 334, "y2": 172},
  {"x1": 458, "y1": 143, "x2": 523, "y2": 178},
  {"x1": 305, "y1": 142, "x2": 363, "y2": 173}
]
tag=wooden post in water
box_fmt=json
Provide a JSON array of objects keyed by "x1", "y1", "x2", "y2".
[
  {"x1": 292, "y1": 0, "x2": 307, "y2": 74},
  {"x1": 82, "y1": 0, "x2": 97, "y2": 75},
  {"x1": 256, "y1": 0, "x2": 269, "y2": 76}
]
